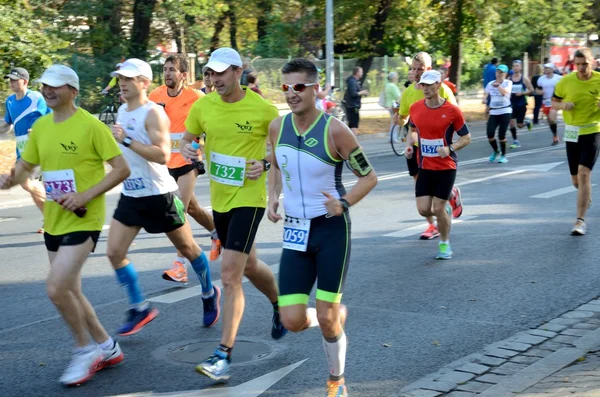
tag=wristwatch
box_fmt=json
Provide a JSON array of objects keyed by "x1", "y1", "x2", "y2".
[
  {"x1": 262, "y1": 159, "x2": 271, "y2": 171},
  {"x1": 448, "y1": 144, "x2": 455, "y2": 154},
  {"x1": 339, "y1": 198, "x2": 350, "y2": 213},
  {"x1": 122, "y1": 136, "x2": 133, "y2": 147}
]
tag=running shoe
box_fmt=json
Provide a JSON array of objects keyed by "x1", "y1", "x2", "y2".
[
  {"x1": 117, "y1": 307, "x2": 159, "y2": 336},
  {"x1": 162, "y1": 260, "x2": 188, "y2": 284},
  {"x1": 449, "y1": 186, "x2": 463, "y2": 218},
  {"x1": 326, "y1": 380, "x2": 348, "y2": 397},
  {"x1": 209, "y1": 238, "x2": 223, "y2": 261},
  {"x1": 420, "y1": 224, "x2": 440, "y2": 240},
  {"x1": 37, "y1": 222, "x2": 44, "y2": 234},
  {"x1": 202, "y1": 285, "x2": 221, "y2": 327},
  {"x1": 497, "y1": 155, "x2": 508, "y2": 164},
  {"x1": 489, "y1": 151, "x2": 500, "y2": 162},
  {"x1": 436, "y1": 242, "x2": 453, "y2": 260},
  {"x1": 526, "y1": 121, "x2": 532, "y2": 131},
  {"x1": 271, "y1": 308, "x2": 288, "y2": 340},
  {"x1": 195, "y1": 349, "x2": 231, "y2": 382},
  {"x1": 98, "y1": 341, "x2": 124, "y2": 370},
  {"x1": 552, "y1": 136, "x2": 560, "y2": 146},
  {"x1": 59, "y1": 347, "x2": 103, "y2": 387},
  {"x1": 510, "y1": 140, "x2": 521, "y2": 149},
  {"x1": 571, "y1": 219, "x2": 587, "y2": 236}
]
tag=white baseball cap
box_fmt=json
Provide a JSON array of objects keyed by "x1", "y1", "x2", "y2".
[
  {"x1": 36, "y1": 65, "x2": 79, "y2": 90},
  {"x1": 202, "y1": 47, "x2": 243, "y2": 73},
  {"x1": 543, "y1": 63, "x2": 555, "y2": 69},
  {"x1": 418, "y1": 70, "x2": 442, "y2": 85},
  {"x1": 111, "y1": 58, "x2": 153, "y2": 80}
]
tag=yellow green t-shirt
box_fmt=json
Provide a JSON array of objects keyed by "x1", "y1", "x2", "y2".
[
  {"x1": 21, "y1": 108, "x2": 122, "y2": 235},
  {"x1": 554, "y1": 71, "x2": 600, "y2": 135},
  {"x1": 399, "y1": 83, "x2": 457, "y2": 117},
  {"x1": 185, "y1": 88, "x2": 279, "y2": 212}
]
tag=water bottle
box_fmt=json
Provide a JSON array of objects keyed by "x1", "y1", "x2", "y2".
[
  {"x1": 46, "y1": 185, "x2": 87, "y2": 218},
  {"x1": 191, "y1": 141, "x2": 206, "y2": 175}
]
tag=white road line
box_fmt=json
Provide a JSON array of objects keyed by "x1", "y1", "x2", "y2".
[
  {"x1": 148, "y1": 263, "x2": 280, "y2": 304},
  {"x1": 383, "y1": 216, "x2": 478, "y2": 238},
  {"x1": 531, "y1": 184, "x2": 597, "y2": 199},
  {"x1": 455, "y1": 170, "x2": 527, "y2": 187}
]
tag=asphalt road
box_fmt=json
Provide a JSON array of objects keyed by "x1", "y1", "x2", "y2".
[{"x1": 1, "y1": 120, "x2": 599, "y2": 397}]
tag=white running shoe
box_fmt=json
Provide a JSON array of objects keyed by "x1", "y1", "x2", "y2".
[
  {"x1": 59, "y1": 347, "x2": 103, "y2": 386},
  {"x1": 99, "y1": 341, "x2": 124, "y2": 370}
]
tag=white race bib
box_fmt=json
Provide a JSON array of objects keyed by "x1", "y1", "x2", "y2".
[
  {"x1": 170, "y1": 133, "x2": 184, "y2": 153},
  {"x1": 210, "y1": 152, "x2": 246, "y2": 186},
  {"x1": 43, "y1": 169, "x2": 77, "y2": 201},
  {"x1": 543, "y1": 99, "x2": 552, "y2": 107},
  {"x1": 564, "y1": 125, "x2": 580, "y2": 143},
  {"x1": 16, "y1": 135, "x2": 28, "y2": 153},
  {"x1": 282, "y1": 217, "x2": 311, "y2": 252},
  {"x1": 491, "y1": 100, "x2": 505, "y2": 108},
  {"x1": 511, "y1": 84, "x2": 523, "y2": 94},
  {"x1": 420, "y1": 138, "x2": 444, "y2": 157}
]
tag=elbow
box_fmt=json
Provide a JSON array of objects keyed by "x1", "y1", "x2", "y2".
[
  {"x1": 156, "y1": 151, "x2": 170, "y2": 165},
  {"x1": 120, "y1": 165, "x2": 131, "y2": 181},
  {"x1": 368, "y1": 170, "x2": 378, "y2": 188}
]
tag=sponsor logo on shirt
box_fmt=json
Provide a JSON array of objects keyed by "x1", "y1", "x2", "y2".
[
  {"x1": 235, "y1": 121, "x2": 253, "y2": 133},
  {"x1": 304, "y1": 137, "x2": 319, "y2": 148},
  {"x1": 126, "y1": 118, "x2": 136, "y2": 131},
  {"x1": 60, "y1": 141, "x2": 78, "y2": 154}
]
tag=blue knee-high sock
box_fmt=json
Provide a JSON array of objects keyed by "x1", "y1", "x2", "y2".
[
  {"x1": 115, "y1": 263, "x2": 145, "y2": 305},
  {"x1": 190, "y1": 252, "x2": 213, "y2": 294}
]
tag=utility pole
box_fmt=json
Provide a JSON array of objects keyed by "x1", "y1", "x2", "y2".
[{"x1": 325, "y1": 0, "x2": 335, "y2": 87}]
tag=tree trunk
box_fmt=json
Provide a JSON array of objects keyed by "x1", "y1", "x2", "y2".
[
  {"x1": 184, "y1": 14, "x2": 196, "y2": 54},
  {"x1": 227, "y1": 2, "x2": 237, "y2": 50},
  {"x1": 448, "y1": 0, "x2": 464, "y2": 91},
  {"x1": 168, "y1": 18, "x2": 182, "y2": 53},
  {"x1": 210, "y1": 12, "x2": 227, "y2": 52},
  {"x1": 89, "y1": 0, "x2": 122, "y2": 59},
  {"x1": 357, "y1": 0, "x2": 392, "y2": 82},
  {"x1": 256, "y1": 0, "x2": 272, "y2": 41},
  {"x1": 130, "y1": 0, "x2": 158, "y2": 59}
]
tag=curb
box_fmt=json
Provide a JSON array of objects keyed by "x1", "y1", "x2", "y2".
[{"x1": 400, "y1": 297, "x2": 600, "y2": 396}]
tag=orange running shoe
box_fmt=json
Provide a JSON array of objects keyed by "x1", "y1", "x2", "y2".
[
  {"x1": 419, "y1": 223, "x2": 440, "y2": 240},
  {"x1": 327, "y1": 380, "x2": 348, "y2": 397},
  {"x1": 209, "y1": 238, "x2": 223, "y2": 261},
  {"x1": 162, "y1": 261, "x2": 188, "y2": 283}
]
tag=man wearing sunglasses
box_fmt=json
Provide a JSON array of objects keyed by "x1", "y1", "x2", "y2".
[
  {"x1": 2, "y1": 67, "x2": 50, "y2": 231},
  {"x1": 398, "y1": 52, "x2": 463, "y2": 240},
  {"x1": 267, "y1": 58, "x2": 378, "y2": 397},
  {"x1": 180, "y1": 47, "x2": 286, "y2": 382}
]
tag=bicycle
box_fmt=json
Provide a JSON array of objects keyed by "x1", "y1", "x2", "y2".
[
  {"x1": 98, "y1": 92, "x2": 121, "y2": 125},
  {"x1": 390, "y1": 102, "x2": 406, "y2": 156}
]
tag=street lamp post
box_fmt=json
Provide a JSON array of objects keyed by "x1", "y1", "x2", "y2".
[{"x1": 325, "y1": 0, "x2": 335, "y2": 87}]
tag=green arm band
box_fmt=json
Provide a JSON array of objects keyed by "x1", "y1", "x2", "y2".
[{"x1": 348, "y1": 146, "x2": 373, "y2": 176}]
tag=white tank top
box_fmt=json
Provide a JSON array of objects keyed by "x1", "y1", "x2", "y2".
[
  {"x1": 275, "y1": 113, "x2": 346, "y2": 219},
  {"x1": 117, "y1": 102, "x2": 178, "y2": 198}
]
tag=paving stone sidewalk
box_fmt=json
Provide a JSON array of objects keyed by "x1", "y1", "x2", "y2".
[{"x1": 400, "y1": 297, "x2": 600, "y2": 397}]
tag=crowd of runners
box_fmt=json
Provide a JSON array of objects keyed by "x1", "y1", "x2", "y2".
[{"x1": 1, "y1": 45, "x2": 599, "y2": 397}]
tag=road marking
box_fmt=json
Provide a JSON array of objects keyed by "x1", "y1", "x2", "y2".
[
  {"x1": 383, "y1": 216, "x2": 477, "y2": 238},
  {"x1": 531, "y1": 184, "x2": 597, "y2": 199},
  {"x1": 149, "y1": 263, "x2": 280, "y2": 304},
  {"x1": 109, "y1": 359, "x2": 307, "y2": 397},
  {"x1": 456, "y1": 170, "x2": 527, "y2": 187}
]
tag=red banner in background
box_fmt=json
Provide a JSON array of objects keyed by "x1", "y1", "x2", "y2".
[
  {"x1": 548, "y1": 34, "x2": 588, "y2": 74},
  {"x1": 550, "y1": 46, "x2": 578, "y2": 73}
]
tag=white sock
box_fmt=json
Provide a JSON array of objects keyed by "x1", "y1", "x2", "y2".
[
  {"x1": 322, "y1": 331, "x2": 347, "y2": 380},
  {"x1": 135, "y1": 301, "x2": 149, "y2": 312},
  {"x1": 175, "y1": 256, "x2": 186, "y2": 264},
  {"x1": 307, "y1": 307, "x2": 319, "y2": 328},
  {"x1": 210, "y1": 229, "x2": 219, "y2": 240},
  {"x1": 440, "y1": 240, "x2": 449, "y2": 245},
  {"x1": 99, "y1": 337, "x2": 115, "y2": 350},
  {"x1": 202, "y1": 288, "x2": 215, "y2": 299}
]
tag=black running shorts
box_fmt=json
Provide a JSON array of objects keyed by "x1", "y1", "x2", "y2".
[
  {"x1": 213, "y1": 207, "x2": 264, "y2": 254},
  {"x1": 168, "y1": 164, "x2": 195, "y2": 182},
  {"x1": 511, "y1": 106, "x2": 527, "y2": 124},
  {"x1": 415, "y1": 169, "x2": 457, "y2": 200},
  {"x1": 406, "y1": 144, "x2": 419, "y2": 177},
  {"x1": 44, "y1": 231, "x2": 101, "y2": 253},
  {"x1": 113, "y1": 192, "x2": 186, "y2": 234},
  {"x1": 278, "y1": 213, "x2": 351, "y2": 307},
  {"x1": 346, "y1": 107, "x2": 360, "y2": 129},
  {"x1": 566, "y1": 132, "x2": 600, "y2": 176}
]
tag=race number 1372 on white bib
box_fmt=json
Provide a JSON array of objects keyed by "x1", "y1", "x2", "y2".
[
  {"x1": 42, "y1": 169, "x2": 77, "y2": 201},
  {"x1": 282, "y1": 217, "x2": 311, "y2": 252},
  {"x1": 564, "y1": 125, "x2": 579, "y2": 143},
  {"x1": 420, "y1": 138, "x2": 444, "y2": 157},
  {"x1": 210, "y1": 152, "x2": 246, "y2": 186}
]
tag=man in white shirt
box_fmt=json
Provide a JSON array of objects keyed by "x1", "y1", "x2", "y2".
[{"x1": 536, "y1": 63, "x2": 562, "y2": 145}]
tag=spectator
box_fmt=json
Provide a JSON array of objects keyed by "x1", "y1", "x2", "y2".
[
  {"x1": 343, "y1": 66, "x2": 369, "y2": 135},
  {"x1": 383, "y1": 72, "x2": 402, "y2": 127},
  {"x1": 246, "y1": 72, "x2": 263, "y2": 97},
  {"x1": 240, "y1": 57, "x2": 252, "y2": 86},
  {"x1": 483, "y1": 58, "x2": 498, "y2": 88},
  {"x1": 438, "y1": 66, "x2": 458, "y2": 98}
]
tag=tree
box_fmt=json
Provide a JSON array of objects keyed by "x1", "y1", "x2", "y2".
[{"x1": 130, "y1": 0, "x2": 158, "y2": 58}]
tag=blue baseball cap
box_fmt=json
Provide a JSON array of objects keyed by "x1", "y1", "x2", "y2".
[{"x1": 497, "y1": 64, "x2": 509, "y2": 73}]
